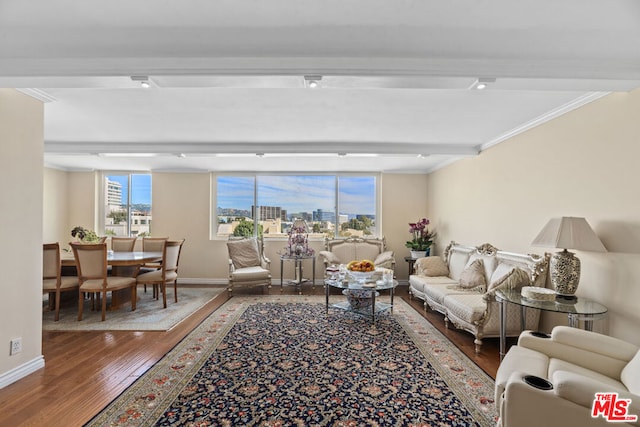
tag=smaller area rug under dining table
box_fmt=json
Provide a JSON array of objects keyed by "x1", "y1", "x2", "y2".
[
  {"x1": 87, "y1": 295, "x2": 498, "y2": 426},
  {"x1": 43, "y1": 286, "x2": 225, "y2": 331}
]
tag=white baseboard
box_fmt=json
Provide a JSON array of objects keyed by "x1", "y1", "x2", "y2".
[
  {"x1": 177, "y1": 278, "x2": 227, "y2": 286},
  {"x1": 0, "y1": 356, "x2": 45, "y2": 390}
]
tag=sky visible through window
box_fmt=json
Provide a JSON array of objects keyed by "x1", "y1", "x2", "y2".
[
  {"x1": 108, "y1": 174, "x2": 152, "y2": 205},
  {"x1": 217, "y1": 175, "x2": 375, "y2": 216}
]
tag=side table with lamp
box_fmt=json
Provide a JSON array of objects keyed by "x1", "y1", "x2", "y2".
[
  {"x1": 531, "y1": 216, "x2": 607, "y2": 299},
  {"x1": 495, "y1": 217, "x2": 609, "y2": 360}
]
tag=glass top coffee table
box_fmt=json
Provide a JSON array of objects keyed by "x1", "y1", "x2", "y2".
[{"x1": 325, "y1": 273, "x2": 398, "y2": 324}]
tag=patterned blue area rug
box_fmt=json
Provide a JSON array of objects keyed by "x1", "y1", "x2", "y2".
[{"x1": 87, "y1": 295, "x2": 497, "y2": 426}]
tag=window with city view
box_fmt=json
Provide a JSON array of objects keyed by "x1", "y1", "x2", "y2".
[
  {"x1": 215, "y1": 174, "x2": 377, "y2": 239},
  {"x1": 104, "y1": 173, "x2": 152, "y2": 237}
]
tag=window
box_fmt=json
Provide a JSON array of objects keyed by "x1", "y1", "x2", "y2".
[
  {"x1": 103, "y1": 173, "x2": 152, "y2": 237},
  {"x1": 215, "y1": 174, "x2": 377, "y2": 239}
]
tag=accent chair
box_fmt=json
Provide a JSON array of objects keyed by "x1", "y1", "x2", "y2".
[
  {"x1": 227, "y1": 237, "x2": 271, "y2": 294},
  {"x1": 496, "y1": 326, "x2": 640, "y2": 427}
]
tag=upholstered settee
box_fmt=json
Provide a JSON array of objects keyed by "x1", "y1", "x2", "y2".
[
  {"x1": 318, "y1": 236, "x2": 395, "y2": 273},
  {"x1": 409, "y1": 241, "x2": 549, "y2": 353},
  {"x1": 495, "y1": 327, "x2": 640, "y2": 427}
]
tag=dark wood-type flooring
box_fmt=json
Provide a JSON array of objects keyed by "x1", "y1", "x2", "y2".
[{"x1": 0, "y1": 284, "x2": 508, "y2": 427}]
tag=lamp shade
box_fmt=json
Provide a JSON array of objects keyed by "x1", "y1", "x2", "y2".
[{"x1": 531, "y1": 217, "x2": 606, "y2": 252}]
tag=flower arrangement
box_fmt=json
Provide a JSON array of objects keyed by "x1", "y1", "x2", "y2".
[
  {"x1": 281, "y1": 225, "x2": 315, "y2": 257},
  {"x1": 405, "y1": 218, "x2": 436, "y2": 251}
]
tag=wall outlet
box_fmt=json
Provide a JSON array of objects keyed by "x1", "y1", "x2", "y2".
[{"x1": 10, "y1": 338, "x2": 22, "y2": 356}]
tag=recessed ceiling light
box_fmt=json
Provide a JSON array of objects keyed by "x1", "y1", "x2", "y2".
[
  {"x1": 304, "y1": 75, "x2": 323, "y2": 89},
  {"x1": 469, "y1": 77, "x2": 496, "y2": 90},
  {"x1": 131, "y1": 75, "x2": 152, "y2": 88}
]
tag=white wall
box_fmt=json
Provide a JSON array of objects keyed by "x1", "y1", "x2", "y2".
[
  {"x1": 43, "y1": 167, "x2": 69, "y2": 246},
  {"x1": 43, "y1": 171, "x2": 430, "y2": 283},
  {"x1": 427, "y1": 89, "x2": 640, "y2": 345},
  {"x1": 0, "y1": 89, "x2": 44, "y2": 386}
]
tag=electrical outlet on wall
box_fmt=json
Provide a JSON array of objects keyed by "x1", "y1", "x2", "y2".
[{"x1": 10, "y1": 338, "x2": 22, "y2": 355}]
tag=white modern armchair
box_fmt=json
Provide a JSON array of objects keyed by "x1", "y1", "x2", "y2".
[{"x1": 496, "y1": 326, "x2": 640, "y2": 427}]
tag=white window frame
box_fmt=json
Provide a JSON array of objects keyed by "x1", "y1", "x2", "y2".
[
  {"x1": 211, "y1": 172, "x2": 381, "y2": 240},
  {"x1": 99, "y1": 171, "x2": 152, "y2": 237}
]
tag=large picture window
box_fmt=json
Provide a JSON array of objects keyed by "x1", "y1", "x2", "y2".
[
  {"x1": 215, "y1": 174, "x2": 377, "y2": 239},
  {"x1": 104, "y1": 173, "x2": 152, "y2": 237}
]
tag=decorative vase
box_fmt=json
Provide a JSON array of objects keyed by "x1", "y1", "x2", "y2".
[
  {"x1": 410, "y1": 249, "x2": 430, "y2": 259},
  {"x1": 550, "y1": 250, "x2": 581, "y2": 298}
]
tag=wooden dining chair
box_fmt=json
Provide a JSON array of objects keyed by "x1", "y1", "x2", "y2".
[
  {"x1": 71, "y1": 242, "x2": 137, "y2": 321},
  {"x1": 139, "y1": 237, "x2": 169, "y2": 294},
  {"x1": 111, "y1": 236, "x2": 137, "y2": 252},
  {"x1": 136, "y1": 239, "x2": 185, "y2": 308},
  {"x1": 43, "y1": 243, "x2": 79, "y2": 321}
]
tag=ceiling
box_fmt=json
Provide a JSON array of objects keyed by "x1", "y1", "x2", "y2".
[{"x1": 2, "y1": 0, "x2": 640, "y2": 173}]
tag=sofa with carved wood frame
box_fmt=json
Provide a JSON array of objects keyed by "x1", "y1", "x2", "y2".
[
  {"x1": 409, "y1": 241, "x2": 549, "y2": 353},
  {"x1": 318, "y1": 236, "x2": 395, "y2": 274}
]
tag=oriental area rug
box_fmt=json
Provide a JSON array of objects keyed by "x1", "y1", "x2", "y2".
[
  {"x1": 87, "y1": 295, "x2": 498, "y2": 426},
  {"x1": 43, "y1": 286, "x2": 225, "y2": 331}
]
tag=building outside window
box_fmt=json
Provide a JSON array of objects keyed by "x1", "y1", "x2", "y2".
[
  {"x1": 215, "y1": 174, "x2": 377, "y2": 239},
  {"x1": 104, "y1": 173, "x2": 152, "y2": 237}
]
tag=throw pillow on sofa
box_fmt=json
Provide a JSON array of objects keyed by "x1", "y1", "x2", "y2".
[
  {"x1": 318, "y1": 250, "x2": 341, "y2": 265},
  {"x1": 487, "y1": 263, "x2": 531, "y2": 293},
  {"x1": 374, "y1": 251, "x2": 395, "y2": 269},
  {"x1": 458, "y1": 258, "x2": 487, "y2": 290},
  {"x1": 414, "y1": 256, "x2": 450, "y2": 277}
]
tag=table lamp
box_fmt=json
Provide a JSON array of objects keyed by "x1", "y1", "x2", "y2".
[{"x1": 531, "y1": 217, "x2": 606, "y2": 299}]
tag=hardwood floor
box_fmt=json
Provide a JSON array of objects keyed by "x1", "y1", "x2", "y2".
[{"x1": 0, "y1": 284, "x2": 504, "y2": 427}]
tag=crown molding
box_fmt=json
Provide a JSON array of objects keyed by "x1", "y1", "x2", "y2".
[
  {"x1": 16, "y1": 88, "x2": 57, "y2": 103},
  {"x1": 480, "y1": 92, "x2": 610, "y2": 152}
]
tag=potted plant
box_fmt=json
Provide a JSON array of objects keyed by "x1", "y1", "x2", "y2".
[
  {"x1": 71, "y1": 226, "x2": 101, "y2": 243},
  {"x1": 405, "y1": 218, "x2": 436, "y2": 258}
]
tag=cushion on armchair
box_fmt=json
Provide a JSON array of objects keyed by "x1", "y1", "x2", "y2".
[{"x1": 227, "y1": 239, "x2": 261, "y2": 269}]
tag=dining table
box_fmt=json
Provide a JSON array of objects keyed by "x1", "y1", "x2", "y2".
[{"x1": 60, "y1": 250, "x2": 163, "y2": 310}]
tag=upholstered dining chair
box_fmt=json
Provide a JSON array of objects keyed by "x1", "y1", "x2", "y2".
[
  {"x1": 227, "y1": 237, "x2": 271, "y2": 294},
  {"x1": 71, "y1": 242, "x2": 137, "y2": 321},
  {"x1": 139, "y1": 236, "x2": 169, "y2": 294},
  {"x1": 136, "y1": 239, "x2": 185, "y2": 308},
  {"x1": 43, "y1": 242, "x2": 79, "y2": 321},
  {"x1": 111, "y1": 236, "x2": 137, "y2": 252}
]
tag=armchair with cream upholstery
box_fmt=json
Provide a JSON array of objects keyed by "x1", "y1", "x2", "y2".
[
  {"x1": 318, "y1": 236, "x2": 395, "y2": 273},
  {"x1": 495, "y1": 326, "x2": 640, "y2": 427},
  {"x1": 227, "y1": 237, "x2": 271, "y2": 294}
]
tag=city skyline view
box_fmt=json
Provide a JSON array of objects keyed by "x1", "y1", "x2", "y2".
[
  {"x1": 217, "y1": 175, "x2": 376, "y2": 218},
  {"x1": 107, "y1": 174, "x2": 152, "y2": 206}
]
